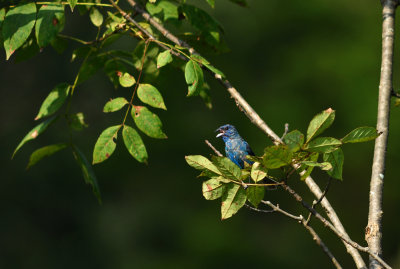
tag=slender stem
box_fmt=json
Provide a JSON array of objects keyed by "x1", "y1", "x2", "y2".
[
  {"x1": 122, "y1": 1, "x2": 367, "y2": 267},
  {"x1": 367, "y1": 1, "x2": 397, "y2": 268},
  {"x1": 36, "y1": 2, "x2": 113, "y2": 7}
]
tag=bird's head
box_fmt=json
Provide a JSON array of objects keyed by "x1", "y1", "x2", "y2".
[{"x1": 216, "y1": 124, "x2": 240, "y2": 141}]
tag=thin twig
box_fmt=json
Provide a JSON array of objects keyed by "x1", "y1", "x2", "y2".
[
  {"x1": 305, "y1": 177, "x2": 332, "y2": 225},
  {"x1": 205, "y1": 140, "x2": 223, "y2": 157},
  {"x1": 281, "y1": 123, "x2": 289, "y2": 140},
  {"x1": 254, "y1": 201, "x2": 342, "y2": 269},
  {"x1": 367, "y1": 1, "x2": 397, "y2": 268},
  {"x1": 121, "y1": 1, "x2": 367, "y2": 267}
]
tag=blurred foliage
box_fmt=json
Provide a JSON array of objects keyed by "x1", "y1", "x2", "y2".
[{"x1": 1, "y1": 0, "x2": 400, "y2": 268}]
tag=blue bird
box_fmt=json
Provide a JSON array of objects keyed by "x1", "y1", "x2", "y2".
[{"x1": 216, "y1": 124, "x2": 254, "y2": 169}]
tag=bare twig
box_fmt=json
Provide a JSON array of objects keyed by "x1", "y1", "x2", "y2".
[
  {"x1": 254, "y1": 201, "x2": 342, "y2": 269},
  {"x1": 205, "y1": 140, "x2": 223, "y2": 157},
  {"x1": 305, "y1": 177, "x2": 332, "y2": 225},
  {"x1": 120, "y1": 1, "x2": 367, "y2": 267},
  {"x1": 281, "y1": 123, "x2": 289, "y2": 140},
  {"x1": 367, "y1": 1, "x2": 398, "y2": 268}
]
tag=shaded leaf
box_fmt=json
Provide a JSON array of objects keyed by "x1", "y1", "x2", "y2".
[
  {"x1": 68, "y1": 112, "x2": 88, "y2": 131},
  {"x1": 137, "y1": 84, "x2": 166, "y2": 110},
  {"x1": 14, "y1": 36, "x2": 39, "y2": 63},
  {"x1": 131, "y1": 106, "x2": 167, "y2": 139},
  {"x1": 300, "y1": 152, "x2": 319, "y2": 180},
  {"x1": 67, "y1": 0, "x2": 78, "y2": 12},
  {"x1": 90, "y1": 7, "x2": 103, "y2": 27},
  {"x1": 283, "y1": 130, "x2": 304, "y2": 152},
  {"x1": 77, "y1": 54, "x2": 107, "y2": 85},
  {"x1": 27, "y1": 143, "x2": 67, "y2": 169},
  {"x1": 103, "y1": 97, "x2": 128, "y2": 113},
  {"x1": 92, "y1": 125, "x2": 120, "y2": 164},
  {"x1": 146, "y1": 2, "x2": 163, "y2": 15},
  {"x1": 72, "y1": 145, "x2": 101, "y2": 203},
  {"x1": 35, "y1": 4, "x2": 65, "y2": 48},
  {"x1": 247, "y1": 186, "x2": 264, "y2": 208},
  {"x1": 203, "y1": 62, "x2": 225, "y2": 78},
  {"x1": 301, "y1": 161, "x2": 332, "y2": 171},
  {"x1": 119, "y1": 72, "x2": 136, "y2": 87},
  {"x1": 103, "y1": 59, "x2": 129, "y2": 88},
  {"x1": 202, "y1": 178, "x2": 225, "y2": 200},
  {"x1": 122, "y1": 125, "x2": 148, "y2": 163},
  {"x1": 323, "y1": 148, "x2": 344, "y2": 180},
  {"x1": 342, "y1": 127, "x2": 379, "y2": 144},
  {"x1": 199, "y1": 83, "x2": 212, "y2": 109},
  {"x1": 158, "y1": 0, "x2": 178, "y2": 20},
  {"x1": 205, "y1": 0, "x2": 215, "y2": 8},
  {"x1": 306, "y1": 108, "x2": 335, "y2": 142},
  {"x1": 263, "y1": 145, "x2": 292, "y2": 169},
  {"x1": 157, "y1": 50, "x2": 173, "y2": 68},
  {"x1": 185, "y1": 155, "x2": 221, "y2": 176},
  {"x1": 221, "y1": 183, "x2": 246, "y2": 220},
  {"x1": 35, "y1": 83, "x2": 70, "y2": 120},
  {"x1": 185, "y1": 60, "x2": 204, "y2": 96},
  {"x1": 229, "y1": 0, "x2": 248, "y2": 7},
  {"x1": 250, "y1": 162, "x2": 267, "y2": 182},
  {"x1": 0, "y1": 8, "x2": 6, "y2": 47},
  {"x1": 51, "y1": 36, "x2": 68, "y2": 54},
  {"x1": 211, "y1": 156, "x2": 241, "y2": 181},
  {"x1": 13, "y1": 116, "x2": 58, "y2": 158},
  {"x1": 3, "y1": 2, "x2": 37, "y2": 60},
  {"x1": 304, "y1": 137, "x2": 342, "y2": 153}
]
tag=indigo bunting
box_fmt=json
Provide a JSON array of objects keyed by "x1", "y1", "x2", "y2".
[{"x1": 216, "y1": 124, "x2": 254, "y2": 169}]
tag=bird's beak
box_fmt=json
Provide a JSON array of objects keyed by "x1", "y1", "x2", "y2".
[{"x1": 216, "y1": 128, "x2": 224, "y2": 138}]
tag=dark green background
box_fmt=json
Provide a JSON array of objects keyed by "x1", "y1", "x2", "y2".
[{"x1": 1, "y1": 0, "x2": 400, "y2": 268}]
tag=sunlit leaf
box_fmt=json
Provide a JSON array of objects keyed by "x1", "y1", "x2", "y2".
[
  {"x1": 3, "y1": 2, "x2": 37, "y2": 60},
  {"x1": 131, "y1": 106, "x2": 167, "y2": 139},
  {"x1": 205, "y1": 0, "x2": 215, "y2": 8},
  {"x1": 304, "y1": 137, "x2": 341, "y2": 153},
  {"x1": 185, "y1": 155, "x2": 221, "y2": 176},
  {"x1": 185, "y1": 60, "x2": 204, "y2": 96},
  {"x1": 157, "y1": 50, "x2": 173, "y2": 68},
  {"x1": 283, "y1": 130, "x2": 304, "y2": 152},
  {"x1": 306, "y1": 108, "x2": 335, "y2": 142},
  {"x1": 250, "y1": 162, "x2": 267, "y2": 182},
  {"x1": 92, "y1": 125, "x2": 120, "y2": 164},
  {"x1": 27, "y1": 143, "x2": 68, "y2": 169},
  {"x1": 13, "y1": 116, "x2": 58, "y2": 158},
  {"x1": 119, "y1": 72, "x2": 136, "y2": 87},
  {"x1": 202, "y1": 178, "x2": 225, "y2": 200},
  {"x1": 35, "y1": 83, "x2": 70, "y2": 120},
  {"x1": 35, "y1": 4, "x2": 65, "y2": 48},
  {"x1": 300, "y1": 152, "x2": 319, "y2": 180},
  {"x1": 72, "y1": 145, "x2": 101, "y2": 203},
  {"x1": 246, "y1": 186, "x2": 264, "y2": 208},
  {"x1": 342, "y1": 127, "x2": 379, "y2": 144},
  {"x1": 67, "y1": 0, "x2": 78, "y2": 12},
  {"x1": 323, "y1": 148, "x2": 344, "y2": 180},
  {"x1": 158, "y1": 0, "x2": 178, "y2": 20},
  {"x1": 90, "y1": 7, "x2": 103, "y2": 27},
  {"x1": 103, "y1": 97, "x2": 129, "y2": 113},
  {"x1": 211, "y1": 156, "x2": 241, "y2": 181},
  {"x1": 221, "y1": 183, "x2": 246, "y2": 220},
  {"x1": 263, "y1": 145, "x2": 292, "y2": 169},
  {"x1": 137, "y1": 84, "x2": 166, "y2": 110},
  {"x1": 68, "y1": 112, "x2": 88, "y2": 131},
  {"x1": 301, "y1": 161, "x2": 332, "y2": 171},
  {"x1": 122, "y1": 125, "x2": 148, "y2": 163}
]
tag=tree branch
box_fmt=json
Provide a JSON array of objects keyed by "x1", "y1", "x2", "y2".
[
  {"x1": 367, "y1": 1, "x2": 397, "y2": 268},
  {"x1": 120, "y1": 1, "x2": 367, "y2": 267}
]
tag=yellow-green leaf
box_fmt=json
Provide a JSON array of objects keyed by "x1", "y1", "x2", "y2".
[
  {"x1": 246, "y1": 186, "x2": 264, "y2": 208},
  {"x1": 157, "y1": 50, "x2": 173, "y2": 68},
  {"x1": 122, "y1": 125, "x2": 148, "y2": 163},
  {"x1": 35, "y1": 4, "x2": 65, "y2": 48},
  {"x1": 185, "y1": 155, "x2": 221, "y2": 176},
  {"x1": 119, "y1": 72, "x2": 136, "y2": 87},
  {"x1": 221, "y1": 183, "x2": 246, "y2": 220},
  {"x1": 323, "y1": 148, "x2": 344, "y2": 180},
  {"x1": 304, "y1": 137, "x2": 341, "y2": 153},
  {"x1": 103, "y1": 97, "x2": 129, "y2": 113},
  {"x1": 27, "y1": 143, "x2": 68, "y2": 169},
  {"x1": 202, "y1": 178, "x2": 225, "y2": 200},
  {"x1": 342, "y1": 127, "x2": 379, "y2": 144},
  {"x1": 185, "y1": 60, "x2": 204, "y2": 96},
  {"x1": 131, "y1": 106, "x2": 167, "y2": 139},
  {"x1": 35, "y1": 83, "x2": 70, "y2": 120},
  {"x1": 250, "y1": 162, "x2": 267, "y2": 182},
  {"x1": 137, "y1": 84, "x2": 166, "y2": 110},
  {"x1": 90, "y1": 7, "x2": 103, "y2": 27},
  {"x1": 92, "y1": 125, "x2": 120, "y2": 164},
  {"x1": 211, "y1": 156, "x2": 241, "y2": 181},
  {"x1": 306, "y1": 108, "x2": 335, "y2": 142}
]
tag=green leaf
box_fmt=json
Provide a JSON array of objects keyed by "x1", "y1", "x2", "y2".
[
  {"x1": 92, "y1": 125, "x2": 120, "y2": 164},
  {"x1": 185, "y1": 155, "x2": 221, "y2": 176},
  {"x1": 211, "y1": 156, "x2": 241, "y2": 181},
  {"x1": 77, "y1": 54, "x2": 107, "y2": 85},
  {"x1": 283, "y1": 130, "x2": 304, "y2": 152},
  {"x1": 72, "y1": 145, "x2": 101, "y2": 203},
  {"x1": 90, "y1": 7, "x2": 103, "y2": 27},
  {"x1": 158, "y1": 0, "x2": 178, "y2": 20},
  {"x1": 131, "y1": 106, "x2": 167, "y2": 139},
  {"x1": 250, "y1": 162, "x2": 267, "y2": 182},
  {"x1": 0, "y1": 8, "x2": 6, "y2": 47},
  {"x1": 304, "y1": 137, "x2": 342, "y2": 153},
  {"x1": 185, "y1": 60, "x2": 204, "y2": 96},
  {"x1": 14, "y1": 36, "x2": 39, "y2": 63},
  {"x1": 122, "y1": 125, "x2": 148, "y2": 163},
  {"x1": 263, "y1": 145, "x2": 292, "y2": 169},
  {"x1": 68, "y1": 112, "x2": 88, "y2": 131},
  {"x1": 157, "y1": 50, "x2": 173, "y2": 68},
  {"x1": 35, "y1": 83, "x2": 70, "y2": 120},
  {"x1": 199, "y1": 83, "x2": 212, "y2": 109},
  {"x1": 246, "y1": 186, "x2": 264, "y2": 208},
  {"x1": 119, "y1": 72, "x2": 136, "y2": 87},
  {"x1": 51, "y1": 36, "x2": 68, "y2": 54},
  {"x1": 35, "y1": 4, "x2": 65, "y2": 48},
  {"x1": 300, "y1": 152, "x2": 319, "y2": 180},
  {"x1": 103, "y1": 97, "x2": 129, "y2": 113},
  {"x1": 221, "y1": 183, "x2": 246, "y2": 220},
  {"x1": 67, "y1": 0, "x2": 78, "y2": 12},
  {"x1": 3, "y1": 2, "x2": 37, "y2": 60},
  {"x1": 342, "y1": 127, "x2": 379, "y2": 144},
  {"x1": 202, "y1": 178, "x2": 225, "y2": 200},
  {"x1": 27, "y1": 143, "x2": 68, "y2": 169},
  {"x1": 323, "y1": 148, "x2": 344, "y2": 180},
  {"x1": 146, "y1": 2, "x2": 163, "y2": 15},
  {"x1": 301, "y1": 161, "x2": 332, "y2": 171},
  {"x1": 306, "y1": 108, "x2": 335, "y2": 142},
  {"x1": 13, "y1": 116, "x2": 58, "y2": 158},
  {"x1": 203, "y1": 63, "x2": 225, "y2": 78},
  {"x1": 206, "y1": 0, "x2": 215, "y2": 8},
  {"x1": 104, "y1": 59, "x2": 129, "y2": 88},
  {"x1": 137, "y1": 84, "x2": 166, "y2": 110}
]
